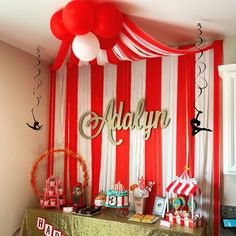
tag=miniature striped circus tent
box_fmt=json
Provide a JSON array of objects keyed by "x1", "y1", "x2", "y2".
[
  {"x1": 113, "y1": 181, "x2": 125, "y2": 191},
  {"x1": 166, "y1": 170, "x2": 201, "y2": 196}
]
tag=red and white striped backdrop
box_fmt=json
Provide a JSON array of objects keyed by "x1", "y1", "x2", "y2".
[{"x1": 49, "y1": 41, "x2": 222, "y2": 234}]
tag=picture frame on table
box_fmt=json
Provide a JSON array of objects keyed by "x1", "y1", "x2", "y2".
[{"x1": 152, "y1": 196, "x2": 167, "y2": 218}]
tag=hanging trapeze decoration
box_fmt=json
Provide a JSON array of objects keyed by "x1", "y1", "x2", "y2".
[
  {"x1": 190, "y1": 23, "x2": 212, "y2": 136},
  {"x1": 26, "y1": 48, "x2": 43, "y2": 131}
]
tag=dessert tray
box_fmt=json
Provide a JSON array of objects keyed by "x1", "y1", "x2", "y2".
[
  {"x1": 129, "y1": 214, "x2": 158, "y2": 224},
  {"x1": 73, "y1": 206, "x2": 102, "y2": 217}
]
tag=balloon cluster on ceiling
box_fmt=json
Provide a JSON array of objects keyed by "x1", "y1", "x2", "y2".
[{"x1": 50, "y1": 1, "x2": 123, "y2": 61}]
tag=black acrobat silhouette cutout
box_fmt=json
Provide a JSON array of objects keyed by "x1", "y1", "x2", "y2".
[
  {"x1": 27, "y1": 111, "x2": 42, "y2": 131},
  {"x1": 190, "y1": 111, "x2": 212, "y2": 136},
  {"x1": 27, "y1": 120, "x2": 42, "y2": 131}
]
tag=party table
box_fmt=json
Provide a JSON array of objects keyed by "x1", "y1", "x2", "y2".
[{"x1": 20, "y1": 208, "x2": 208, "y2": 236}]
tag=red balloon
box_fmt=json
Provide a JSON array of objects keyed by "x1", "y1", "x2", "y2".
[
  {"x1": 50, "y1": 10, "x2": 74, "y2": 41},
  {"x1": 62, "y1": 0, "x2": 95, "y2": 35},
  {"x1": 93, "y1": 3, "x2": 123, "y2": 38},
  {"x1": 98, "y1": 35, "x2": 119, "y2": 50}
]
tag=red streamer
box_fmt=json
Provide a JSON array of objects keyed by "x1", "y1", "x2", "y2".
[
  {"x1": 115, "y1": 61, "x2": 131, "y2": 191},
  {"x1": 47, "y1": 69, "x2": 56, "y2": 177},
  {"x1": 145, "y1": 57, "x2": 162, "y2": 213},
  {"x1": 91, "y1": 65, "x2": 104, "y2": 204},
  {"x1": 51, "y1": 41, "x2": 70, "y2": 71},
  {"x1": 213, "y1": 40, "x2": 223, "y2": 236}
]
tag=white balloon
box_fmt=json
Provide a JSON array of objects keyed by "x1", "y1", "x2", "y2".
[{"x1": 72, "y1": 32, "x2": 100, "y2": 61}]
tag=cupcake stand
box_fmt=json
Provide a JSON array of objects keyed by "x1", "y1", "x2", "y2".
[
  {"x1": 165, "y1": 170, "x2": 203, "y2": 228},
  {"x1": 39, "y1": 176, "x2": 65, "y2": 209}
]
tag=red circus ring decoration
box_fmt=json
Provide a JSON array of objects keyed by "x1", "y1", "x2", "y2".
[{"x1": 31, "y1": 149, "x2": 89, "y2": 198}]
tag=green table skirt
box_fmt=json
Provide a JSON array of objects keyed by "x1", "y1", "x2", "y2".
[{"x1": 20, "y1": 208, "x2": 208, "y2": 236}]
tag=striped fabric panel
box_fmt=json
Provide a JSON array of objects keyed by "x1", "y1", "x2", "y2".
[
  {"x1": 161, "y1": 56, "x2": 178, "y2": 196},
  {"x1": 129, "y1": 60, "x2": 146, "y2": 209},
  {"x1": 194, "y1": 49, "x2": 214, "y2": 232},
  {"x1": 77, "y1": 66, "x2": 92, "y2": 204},
  {"x1": 52, "y1": 47, "x2": 220, "y2": 231},
  {"x1": 99, "y1": 64, "x2": 117, "y2": 192}
]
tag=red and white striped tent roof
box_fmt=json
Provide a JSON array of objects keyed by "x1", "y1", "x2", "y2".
[
  {"x1": 166, "y1": 171, "x2": 201, "y2": 196},
  {"x1": 113, "y1": 181, "x2": 125, "y2": 191},
  {"x1": 51, "y1": 15, "x2": 213, "y2": 70}
]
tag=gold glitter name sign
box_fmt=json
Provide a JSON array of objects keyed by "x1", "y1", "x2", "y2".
[{"x1": 79, "y1": 99, "x2": 170, "y2": 145}]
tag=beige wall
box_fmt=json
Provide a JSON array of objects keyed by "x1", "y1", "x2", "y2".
[
  {"x1": 221, "y1": 37, "x2": 236, "y2": 206},
  {"x1": 0, "y1": 41, "x2": 49, "y2": 235},
  {"x1": 223, "y1": 37, "x2": 236, "y2": 65}
]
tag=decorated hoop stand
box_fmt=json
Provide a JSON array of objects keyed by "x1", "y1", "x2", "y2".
[
  {"x1": 165, "y1": 169, "x2": 203, "y2": 228},
  {"x1": 31, "y1": 149, "x2": 89, "y2": 205}
]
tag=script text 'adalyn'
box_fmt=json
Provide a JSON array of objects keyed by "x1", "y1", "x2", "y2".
[{"x1": 79, "y1": 99, "x2": 170, "y2": 145}]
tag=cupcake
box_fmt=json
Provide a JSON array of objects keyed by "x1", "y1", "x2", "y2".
[{"x1": 94, "y1": 192, "x2": 106, "y2": 208}]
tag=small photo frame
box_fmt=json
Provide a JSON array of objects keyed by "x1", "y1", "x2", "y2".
[{"x1": 153, "y1": 196, "x2": 167, "y2": 218}]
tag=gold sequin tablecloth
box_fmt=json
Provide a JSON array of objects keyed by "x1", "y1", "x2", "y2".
[{"x1": 20, "y1": 208, "x2": 208, "y2": 236}]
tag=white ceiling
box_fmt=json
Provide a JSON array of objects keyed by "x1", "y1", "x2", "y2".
[{"x1": 0, "y1": 0, "x2": 236, "y2": 63}]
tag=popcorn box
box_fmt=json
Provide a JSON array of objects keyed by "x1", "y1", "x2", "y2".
[{"x1": 134, "y1": 197, "x2": 146, "y2": 215}]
